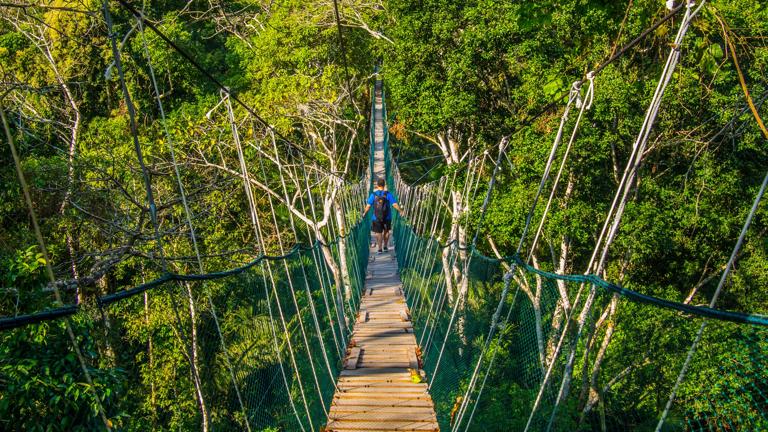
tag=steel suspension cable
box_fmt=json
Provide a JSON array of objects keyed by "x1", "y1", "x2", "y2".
[
  {"x1": 269, "y1": 132, "x2": 340, "y2": 390},
  {"x1": 455, "y1": 76, "x2": 595, "y2": 431},
  {"x1": 256, "y1": 139, "x2": 330, "y2": 417},
  {"x1": 299, "y1": 153, "x2": 349, "y2": 347},
  {"x1": 290, "y1": 156, "x2": 344, "y2": 358},
  {"x1": 537, "y1": 4, "x2": 706, "y2": 430}
]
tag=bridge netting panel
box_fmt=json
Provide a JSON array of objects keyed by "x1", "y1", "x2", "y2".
[{"x1": 377, "y1": 79, "x2": 768, "y2": 431}]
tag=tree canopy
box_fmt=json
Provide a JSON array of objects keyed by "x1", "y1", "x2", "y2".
[{"x1": 0, "y1": 0, "x2": 766, "y2": 430}]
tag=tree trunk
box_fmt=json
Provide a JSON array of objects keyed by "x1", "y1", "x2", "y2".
[
  {"x1": 97, "y1": 276, "x2": 115, "y2": 364},
  {"x1": 41, "y1": 41, "x2": 82, "y2": 304},
  {"x1": 548, "y1": 301, "x2": 565, "y2": 364},
  {"x1": 334, "y1": 202, "x2": 353, "y2": 300},
  {"x1": 318, "y1": 230, "x2": 348, "y2": 335},
  {"x1": 143, "y1": 290, "x2": 156, "y2": 412},
  {"x1": 533, "y1": 277, "x2": 545, "y2": 372},
  {"x1": 441, "y1": 246, "x2": 455, "y2": 304},
  {"x1": 580, "y1": 295, "x2": 619, "y2": 421}
]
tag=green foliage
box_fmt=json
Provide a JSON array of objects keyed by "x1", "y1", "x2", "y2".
[
  {"x1": 0, "y1": 0, "x2": 766, "y2": 430},
  {"x1": 0, "y1": 316, "x2": 126, "y2": 431},
  {"x1": 382, "y1": 0, "x2": 768, "y2": 429}
]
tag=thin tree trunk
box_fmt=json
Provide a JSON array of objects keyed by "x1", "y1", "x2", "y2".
[
  {"x1": 577, "y1": 300, "x2": 613, "y2": 408},
  {"x1": 580, "y1": 295, "x2": 619, "y2": 421},
  {"x1": 441, "y1": 246, "x2": 455, "y2": 304},
  {"x1": 143, "y1": 290, "x2": 156, "y2": 412},
  {"x1": 41, "y1": 41, "x2": 83, "y2": 304},
  {"x1": 318, "y1": 231, "x2": 348, "y2": 335},
  {"x1": 334, "y1": 202, "x2": 353, "y2": 299},
  {"x1": 98, "y1": 276, "x2": 115, "y2": 363}
]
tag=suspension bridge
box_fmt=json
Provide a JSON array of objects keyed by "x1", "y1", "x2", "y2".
[
  {"x1": 324, "y1": 80, "x2": 439, "y2": 432},
  {"x1": 1, "y1": 1, "x2": 768, "y2": 431}
]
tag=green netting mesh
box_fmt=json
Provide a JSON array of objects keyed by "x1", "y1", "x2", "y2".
[
  {"x1": 0, "y1": 195, "x2": 371, "y2": 432},
  {"x1": 391, "y1": 217, "x2": 768, "y2": 432},
  {"x1": 379, "y1": 79, "x2": 768, "y2": 432},
  {"x1": 1, "y1": 69, "x2": 376, "y2": 431}
]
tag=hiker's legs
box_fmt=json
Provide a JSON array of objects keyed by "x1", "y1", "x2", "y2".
[
  {"x1": 382, "y1": 220, "x2": 392, "y2": 249},
  {"x1": 372, "y1": 220, "x2": 384, "y2": 251}
]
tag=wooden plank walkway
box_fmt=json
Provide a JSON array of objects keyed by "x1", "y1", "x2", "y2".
[{"x1": 324, "y1": 81, "x2": 440, "y2": 432}]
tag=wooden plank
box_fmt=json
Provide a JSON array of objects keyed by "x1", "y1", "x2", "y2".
[
  {"x1": 340, "y1": 367, "x2": 411, "y2": 376},
  {"x1": 355, "y1": 324, "x2": 408, "y2": 330},
  {"x1": 327, "y1": 420, "x2": 438, "y2": 431},
  {"x1": 331, "y1": 398, "x2": 434, "y2": 407},
  {"x1": 338, "y1": 387, "x2": 426, "y2": 394},
  {"x1": 357, "y1": 315, "x2": 406, "y2": 320},
  {"x1": 329, "y1": 412, "x2": 436, "y2": 422},
  {"x1": 408, "y1": 350, "x2": 419, "y2": 370},
  {"x1": 359, "y1": 351, "x2": 409, "y2": 359},
  {"x1": 354, "y1": 342, "x2": 415, "y2": 348},
  {"x1": 353, "y1": 332, "x2": 414, "y2": 338},
  {"x1": 336, "y1": 381, "x2": 427, "y2": 388},
  {"x1": 337, "y1": 377, "x2": 413, "y2": 384},
  {"x1": 326, "y1": 426, "x2": 438, "y2": 432},
  {"x1": 355, "y1": 328, "x2": 408, "y2": 333},
  {"x1": 358, "y1": 361, "x2": 410, "y2": 369},
  {"x1": 359, "y1": 354, "x2": 410, "y2": 361},
  {"x1": 335, "y1": 392, "x2": 432, "y2": 401},
  {"x1": 330, "y1": 405, "x2": 435, "y2": 415},
  {"x1": 353, "y1": 330, "x2": 409, "y2": 337},
  {"x1": 345, "y1": 347, "x2": 361, "y2": 370},
  {"x1": 358, "y1": 305, "x2": 405, "y2": 311},
  {"x1": 366, "y1": 314, "x2": 409, "y2": 320},
  {"x1": 353, "y1": 338, "x2": 415, "y2": 345}
]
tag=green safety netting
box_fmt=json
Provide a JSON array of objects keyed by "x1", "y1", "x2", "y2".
[
  {"x1": 378, "y1": 79, "x2": 768, "y2": 431},
  {"x1": 392, "y1": 221, "x2": 768, "y2": 431},
  {"x1": 1, "y1": 112, "x2": 373, "y2": 431},
  {"x1": 0, "y1": 207, "x2": 371, "y2": 431}
]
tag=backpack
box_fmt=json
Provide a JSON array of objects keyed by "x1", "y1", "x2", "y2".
[{"x1": 373, "y1": 191, "x2": 390, "y2": 221}]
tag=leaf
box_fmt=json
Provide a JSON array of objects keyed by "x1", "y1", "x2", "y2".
[
  {"x1": 707, "y1": 43, "x2": 724, "y2": 60},
  {"x1": 542, "y1": 77, "x2": 563, "y2": 97}
]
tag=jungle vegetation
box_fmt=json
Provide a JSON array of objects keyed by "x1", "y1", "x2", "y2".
[{"x1": 0, "y1": 0, "x2": 765, "y2": 430}]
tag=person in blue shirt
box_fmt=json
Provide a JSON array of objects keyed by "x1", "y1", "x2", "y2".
[{"x1": 362, "y1": 178, "x2": 403, "y2": 254}]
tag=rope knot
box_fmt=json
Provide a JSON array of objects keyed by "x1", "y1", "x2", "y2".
[
  {"x1": 570, "y1": 80, "x2": 582, "y2": 95},
  {"x1": 576, "y1": 72, "x2": 596, "y2": 110},
  {"x1": 502, "y1": 271, "x2": 514, "y2": 283}
]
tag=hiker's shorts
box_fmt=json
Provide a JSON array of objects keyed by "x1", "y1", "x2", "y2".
[{"x1": 372, "y1": 220, "x2": 392, "y2": 233}]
